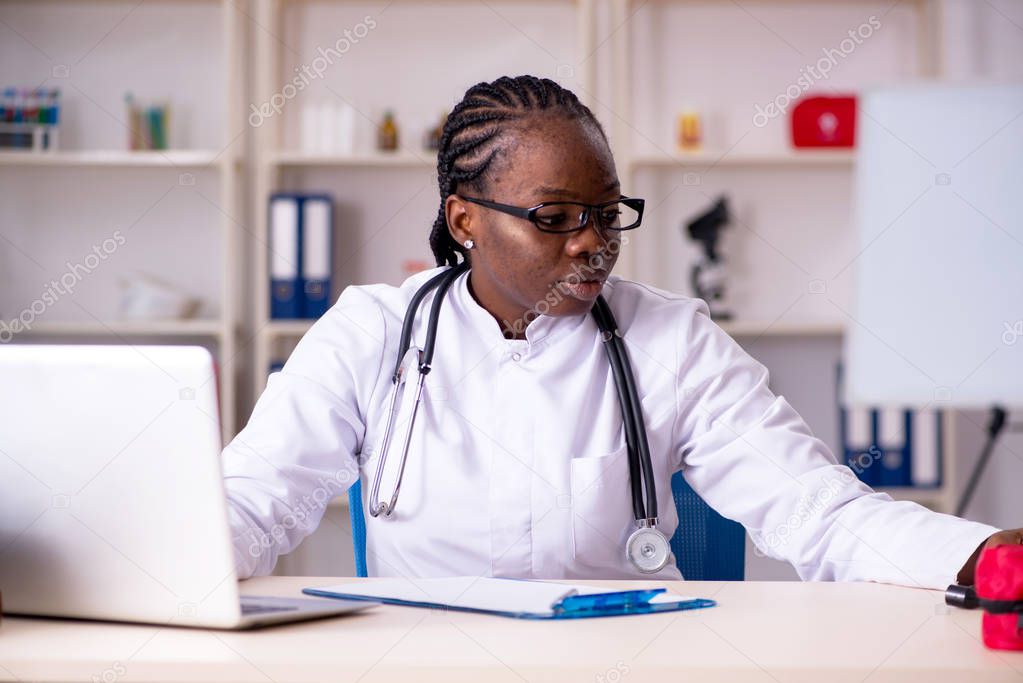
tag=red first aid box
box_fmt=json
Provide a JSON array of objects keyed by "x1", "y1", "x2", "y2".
[{"x1": 791, "y1": 95, "x2": 857, "y2": 148}]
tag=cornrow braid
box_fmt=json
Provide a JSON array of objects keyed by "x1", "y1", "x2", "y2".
[{"x1": 429, "y1": 75, "x2": 607, "y2": 267}]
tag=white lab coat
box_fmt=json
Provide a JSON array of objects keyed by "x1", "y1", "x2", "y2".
[{"x1": 222, "y1": 267, "x2": 998, "y2": 587}]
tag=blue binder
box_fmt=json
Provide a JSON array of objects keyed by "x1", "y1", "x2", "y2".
[
  {"x1": 836, "y1": 365, "x2": 943, "y2": 489},
  {"x1": 300, "y1": 195, "x2": 333, "y2": 318},
  {"x1": 269, "y1": 193, "x2": 335, "y2": 319},
  {"x1": 303, "y1": 579, "x2": 715, "y2": 620},
  {"x1": 910, "y1": 410, "x2": 944, "y2": 488},
  {"x1": 269, "y1": 194, "x2": 302, "y2": 319},
  {"x1": 877, "y1": 409, "x2": 912, "y2": 487}
]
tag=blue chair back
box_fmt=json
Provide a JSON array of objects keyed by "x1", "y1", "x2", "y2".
[{"x1": 347, "y1": 471, "x2": 744, "y2": 580}]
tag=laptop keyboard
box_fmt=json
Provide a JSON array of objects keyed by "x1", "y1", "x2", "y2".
[{"x1": 241, "y1": 602, "x2": 299, "y2": 615}]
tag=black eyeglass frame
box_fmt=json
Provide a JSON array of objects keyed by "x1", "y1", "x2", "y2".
[{"x1": 459, "y1": 195, "x2": 646, "y2": 234}]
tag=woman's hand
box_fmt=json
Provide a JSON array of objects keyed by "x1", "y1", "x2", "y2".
[{"x1": 956, "y1": 528, "x2": 1023, "y2": 585}]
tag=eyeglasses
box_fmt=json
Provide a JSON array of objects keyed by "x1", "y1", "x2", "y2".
[{"x1": 460, "y1": 195, "x2": 645, "y2": 234}]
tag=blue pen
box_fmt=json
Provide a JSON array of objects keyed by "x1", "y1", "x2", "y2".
[{"x1": 557, "y1": 588, "x2": 666, "y2": 613}]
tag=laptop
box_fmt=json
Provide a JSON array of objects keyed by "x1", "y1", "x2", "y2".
[{"x1": 0, "y1": 344, "x2": 371, "y2": 629}]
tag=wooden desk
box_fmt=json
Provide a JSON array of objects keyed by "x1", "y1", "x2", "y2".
[{"x1": 1, "y1": 578, "x2": 1020, "y2": 682}]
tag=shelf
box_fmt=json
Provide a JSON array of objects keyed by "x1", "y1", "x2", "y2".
[
  {"x1": 719, "y1": 320, "x2": 845, "y2": 337},
  {"x1": 16, "y1": 319, "x2": 225, "y2": 338},
  {"x1": 273, "y1": 149, "x2": 852, "y2": 170},
  {"x1": 264, "y1": 320, "x2": 315, "y2": 338},
  {"x1": 0, "y1": 150, "x2": 228, "y2": 169},
  {"x1": 272, "y1": 150, "x2": 435, "y2": 168},
  {"x1": 630, "y1": 149, "x2": 855, "y2": 169}
]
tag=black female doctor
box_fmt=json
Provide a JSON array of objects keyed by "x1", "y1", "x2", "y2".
[{"x1": 222, "y1": 75, "x2": 1018, "y2": 587}]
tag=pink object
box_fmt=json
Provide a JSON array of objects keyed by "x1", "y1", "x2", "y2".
[{"x1": 977, "y1": 544, "x2": 1023, "y2": 651}]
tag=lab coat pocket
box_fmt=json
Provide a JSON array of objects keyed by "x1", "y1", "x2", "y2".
[{"x1": 570, "y1": 444, "x2": 633, "y2": 570}]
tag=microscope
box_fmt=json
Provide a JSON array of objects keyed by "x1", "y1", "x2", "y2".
[{"x1": 684, "y1": 196, "x2": 733, "y2": 321}]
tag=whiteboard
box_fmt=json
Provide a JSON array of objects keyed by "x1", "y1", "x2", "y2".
[{"x1": 844, "y1": 84, "x2": 1023, "y2": 408}]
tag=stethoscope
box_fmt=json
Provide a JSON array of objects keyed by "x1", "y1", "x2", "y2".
[{"x1": 369, "y1": 261, "x2": 672, "y2": 574}]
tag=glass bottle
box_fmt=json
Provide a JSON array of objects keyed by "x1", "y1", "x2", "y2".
[{"x1": 377, "y1": 110, "x2": 399, "y2": 152}]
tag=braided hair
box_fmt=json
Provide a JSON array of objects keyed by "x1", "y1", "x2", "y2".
[{"x1": 429, "y1": 75, "x2": 608, "y2": 267}]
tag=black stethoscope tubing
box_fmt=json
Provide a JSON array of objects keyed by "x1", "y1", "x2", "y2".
[
  {"x1": 591, "y1": 296, "x2": 658, "y2": 521},
  {"x1": 393, "y1": 261, "x2": 469, "y2": 381}
]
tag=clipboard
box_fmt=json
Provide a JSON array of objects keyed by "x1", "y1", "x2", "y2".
[{"x1": 303, "y1": 577, "x2": 716, "y2": 620}]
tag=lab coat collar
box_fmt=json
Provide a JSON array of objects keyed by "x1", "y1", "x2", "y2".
[{"x1": 453, "y1": 268, "x2": 592, "y2": 349}]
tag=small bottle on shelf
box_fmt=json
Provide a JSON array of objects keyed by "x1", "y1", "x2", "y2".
[
  {"x1": 677, "y1": 108, "x2": 702, "y2": 152},
  {"x1": 423, "y1": 110, "x2": 447, "y2": 151},
  {"x1": 377, "y1": 110, "x2": 399, "y2": 152}
]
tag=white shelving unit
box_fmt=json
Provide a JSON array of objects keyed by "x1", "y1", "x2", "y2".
[
  {"x1": 0, "y1": 0, "x2": 244, "y2": 439},
  {"x1": 608, "y1": 0, "x2": 941, "y2": 283},
  {"x1": 250, "y1": 0, "x2": 598, "y2": 398}
]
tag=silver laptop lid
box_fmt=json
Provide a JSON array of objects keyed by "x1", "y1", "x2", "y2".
[{"x1": 0, "y1": 344, "x2": 242, "y2": 627}]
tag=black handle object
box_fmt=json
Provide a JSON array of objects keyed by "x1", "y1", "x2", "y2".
[{"x1": 946, "y1": 584, "x2": 980, "y2": 609}]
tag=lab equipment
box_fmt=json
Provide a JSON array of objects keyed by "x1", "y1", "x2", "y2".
[
  {"x1": 118, "y1": 273, "x2": 200, "y2": 320},
  {"x1": 125, "y1": 92, "x2": 169, "y2": 150},
  {"x1": 300, "y1": 101, "x2": 355, "y2": 155},
  {"x1": 684, "y1": 195, "x2": 732, "y2": 320},
  {"x1": 676, "y1": 108, "x2": 701, "y2": 151},
  {"x1": 0, "y1": 87, "x2": 60, "y2": 151},
  {"x1": 377, "y1": 110, "x2": 399, "y2": 151},
  {"x1": 369, "y1": 261, "x2": 674, "y2": 573},
  {"x1": 424, "y1": 110, "x2": 447, "y2": 150}
]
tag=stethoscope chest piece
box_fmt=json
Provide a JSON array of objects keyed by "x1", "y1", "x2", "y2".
[{"x1": 626, "y1": 522, "x2": 671, "y2": 574}]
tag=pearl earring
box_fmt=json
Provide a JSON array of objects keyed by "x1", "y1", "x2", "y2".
[{"x1": 463, "y1": 239, "x2": 475, "y2": 249}]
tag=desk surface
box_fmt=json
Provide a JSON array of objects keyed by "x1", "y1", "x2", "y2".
[{"x1": 1, "y1": 578, "x2": 1021, "y2": 682}]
